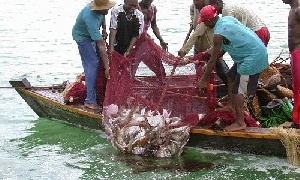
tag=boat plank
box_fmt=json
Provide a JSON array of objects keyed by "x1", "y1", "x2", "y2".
[{"x1": 191, "y1": 127, "x2": 279, "y2": 139}]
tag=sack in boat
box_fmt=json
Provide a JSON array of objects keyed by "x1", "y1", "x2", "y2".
[
  {"x1": 265, "y1": 74, "x2": 282, "y2": 90},
  {"x1": 259, "y1": 66, "x2": 280, "y2": 86},
  {"x1": 275, "y1": 85, "x2": 293, "y2": 99},
  {"x1": 247, "y1": 95, "x2": 260, "y2": 118},
  {"x1": 271, "y1": 127, "x2": 300, "y2": 168},
  {"x1": 63, "y1": 81, "x2": 86, "y2": 104},
  {"x1": 256, "y1": 87, "x2": 278, "y2": 106}
]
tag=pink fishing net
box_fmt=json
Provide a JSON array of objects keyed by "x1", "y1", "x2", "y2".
[
  {"x1": 103, "y1": 34, "x2": 216, "y2": 124},
  {"x1": 63, "y1": 34, "x2": 260, "y2": 128}
]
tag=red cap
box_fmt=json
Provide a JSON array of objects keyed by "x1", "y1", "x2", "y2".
[{"x1": 197, "y1": 5, "x2": 218, "y2": 24}]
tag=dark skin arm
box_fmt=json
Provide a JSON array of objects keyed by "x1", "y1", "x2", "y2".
[
  {"x1": 101, "y1": 17, "x2": 108, "y2": 41},
  {"x1": 124, "y1": 36, "x2": 138, "y2": 57},
  {"x1": 183, "y1": 24, "x2": 194, "y2": 46},
  {"x1": 107, "y1": 28, "x2": 117, "y2": 57},
  {"x1": 108, "y1": 28, "x2": 137, "y2": 57},
  {"x1": 296, "y1": 7, "x2": 300, "y2": 21},
  {"x1": 97, "y1": 39, "x2": 110, "y2": 79},
  {"x1": 151, "y1": 6, "x2": 168, "y2": 51},
  {"x1": 198, "y1": 34, "x2": 225, "y2": 89}
]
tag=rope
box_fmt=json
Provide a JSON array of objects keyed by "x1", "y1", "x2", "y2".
[{"x1": 156, "y1": 60, "x2": 179, "y2": 111}]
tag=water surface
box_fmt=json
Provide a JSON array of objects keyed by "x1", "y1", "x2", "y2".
[{"x1": 0, "y1": 0, "x2": 299, "y2": 179}]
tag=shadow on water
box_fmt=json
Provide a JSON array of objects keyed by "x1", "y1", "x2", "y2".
[{"x1": 114, "y1": 152, "x2": 224, "y2": 174}]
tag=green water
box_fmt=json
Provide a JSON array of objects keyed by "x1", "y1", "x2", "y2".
[
  {"x1": 1, "y1": 118, "x2": 298, "y2": 179},
  {"x1": 0, "y1": 0, "x2": 299, "y2": 179}
]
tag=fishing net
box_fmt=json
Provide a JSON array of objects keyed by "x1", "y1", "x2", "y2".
[
  {"x1": 103, "y1": 34, "x2": 216, "y2": 121},
  {"x1": 271, "y1": 127, "x2": 300, "y2": 167},
  {"x1": 63, "y1": 34, "x2": 261, "y2": 157},
  {"x1": 101, "y1": 34, "x2": 218, "y2": 157}
]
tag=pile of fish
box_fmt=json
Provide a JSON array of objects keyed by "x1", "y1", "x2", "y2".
[{"x1": 102, "y1": 104, "x2": 191, "y2": 157}]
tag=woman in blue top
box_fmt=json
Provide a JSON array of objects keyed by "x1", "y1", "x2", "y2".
[
  {"x1": 72, "y1": 0, "x2": 116, "y2": 110},
  {"x1": 197, "y1": 5, "x2": 269, "y2": 131}
]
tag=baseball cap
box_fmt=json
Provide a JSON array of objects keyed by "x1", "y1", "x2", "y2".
[{"x1": 197, "y1": 5, "x2": 218, "y2": 24}]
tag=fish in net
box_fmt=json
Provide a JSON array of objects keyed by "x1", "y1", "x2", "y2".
[{"x1": 102, "y1": 35, "x2": 221, "y2": 157}]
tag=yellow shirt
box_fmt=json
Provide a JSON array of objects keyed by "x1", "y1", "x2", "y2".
[{"x1": 181, "y1": 20, "x2": 213, "y2": 54}]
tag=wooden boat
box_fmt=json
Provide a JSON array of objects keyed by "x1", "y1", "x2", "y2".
[{"x1": 9, "y1": 78, "x2": 293, "y2": 157}]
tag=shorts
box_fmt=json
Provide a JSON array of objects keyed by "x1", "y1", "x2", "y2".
[
  {"x1": 255, "y1": 27, "x2": 270, "y2": 47},
  {"x1": 227, "y1": 63, "x2": 259, "y2": 96}
]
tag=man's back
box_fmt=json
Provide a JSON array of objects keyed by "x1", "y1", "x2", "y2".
[{"x1": 214, "y1": 16, "x2": 268, "y2": 75}]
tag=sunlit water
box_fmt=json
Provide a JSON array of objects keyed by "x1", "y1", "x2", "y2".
[{"x1": 0, "y1": 0, "x2": 299, "y2": 179}]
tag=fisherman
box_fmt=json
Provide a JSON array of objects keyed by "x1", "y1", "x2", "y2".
[
  {"x1": 281, "y1": 0, "x2": 300, "y2": 129},
  {"x1": 178, "y1": 0, "x2": 229, "y2": 87},
  {"x1": 131, "y1": 0, "x2": 167, "y2": 83},
  {"x1": 108, "y1": 0, "x2": 144, "y2": 57},
  {"x1": 72, "y1": 0, "x2": 115, "y2": 110},
  {"x1": 138, "y1": 0, "x2": 168, "y2": 50},
  {"x1": 197, "y1": 5, "x2": 269, "y2": 131}
]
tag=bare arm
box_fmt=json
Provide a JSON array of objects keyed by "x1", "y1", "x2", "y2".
[
  {"x1": 151, "y1": 6, "x2": 168, "y2": 51},
  {"x1": 97, "y1": 39, "x2": 110, "y2": 79},
  {"x1": 198, "y1": 34, "x2": 225, "y2": 89},
  {"x1": 102, "y1": 17, "x2": 108, "y2": 41},
  {"x1": 178, "y1": 23, "x2": 208, "y2": 58},
  {"x1": 108, "y1": 28, "x2": 117, "y2": 57},
  {"x1": 124, "y1": 36, "x2": 138, "y2": 57},
  {"x1": 183, "y1": 25, "x2": 194, "y2": 46},
  {"x1": 296, "y1": 7, "x2": 300, "y2": 22},
  {"x1": 183, "y1": 4, "x2": 195, "y2": 46}
]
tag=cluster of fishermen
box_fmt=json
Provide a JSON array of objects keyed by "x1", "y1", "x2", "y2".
[{"x1": 71, "y1": 0, "x2": 300, "y2": 131}]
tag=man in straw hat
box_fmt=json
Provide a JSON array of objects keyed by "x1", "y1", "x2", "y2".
[
  {"x1": 282, "y1": 0, "x2": 300, "y2": 129},
  {"x1": 197, "y1": 5, "x2": 269, "y2": 131},
  {"x1": 72, "y1": 0, "x2": 116, "y2": 110}
]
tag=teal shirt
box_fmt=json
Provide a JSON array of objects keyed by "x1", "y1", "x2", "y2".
[
  {"x1": 72, "y1": 4, "x2": 103, "y2": 42},
  {"x1": 214, "y1": 16, "x2": 269, "y2": 75}
]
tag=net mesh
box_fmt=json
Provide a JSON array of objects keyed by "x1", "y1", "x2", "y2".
[
  {"x1": 271, "y1": 127, "x2": 300, "y2": 167},
  {"x1": 103, "y1": 34, "x2": 216, "y2": 119},
  {"x1": 63, "y1": 35, "x2": 261, "y2": 157},
  {"x1": 101, "y1": 34, "x2": 217, "y2": 157}
]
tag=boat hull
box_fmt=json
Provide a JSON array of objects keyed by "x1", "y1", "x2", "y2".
[
  {"x1": 14, "y1": 87, "x2": 102, "y2": 130},
  {"x1": 188, "y1": 131, "x2": 286, "y2": 157},
  {"x1": 10, "y1": 79, "x2": 287, "y2": 157}
]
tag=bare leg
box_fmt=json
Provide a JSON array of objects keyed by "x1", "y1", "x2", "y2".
[
  {"x1": 216, "y1": 76, "x2": 235, "y2": 112},
  {"x1": 224, "y1": 94, "x2": 247, "y2": 132}
]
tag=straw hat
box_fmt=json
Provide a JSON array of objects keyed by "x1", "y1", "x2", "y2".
[{"x1": 90, "y1": 0, "x2": 116, "y2": 10}]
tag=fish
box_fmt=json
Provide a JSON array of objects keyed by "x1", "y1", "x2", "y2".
[{"x1": 102, "y1": 104, "x2": 191, "y2": 157}]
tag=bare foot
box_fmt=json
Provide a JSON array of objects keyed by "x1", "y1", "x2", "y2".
[{"x1": 224, "y1": 122, "x2": 246, "y2": 132}]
